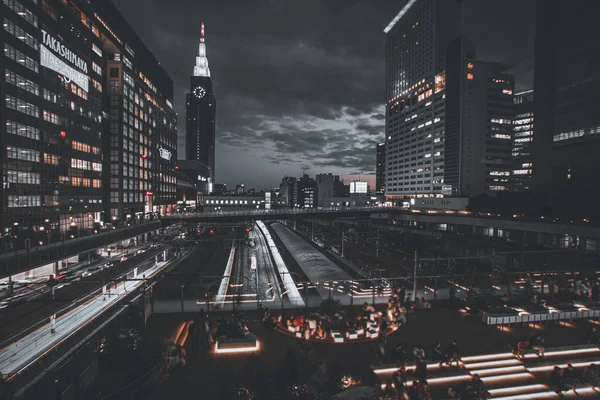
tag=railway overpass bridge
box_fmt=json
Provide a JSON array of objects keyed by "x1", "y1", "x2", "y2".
[
  {"x1": 0, "y1": 221, "x2": 161, "y2": 280},
  {"x1": 163, "y1": 207, "x2": 600, "y2": 251}
]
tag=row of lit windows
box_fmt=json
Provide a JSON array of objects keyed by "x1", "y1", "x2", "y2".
[
  {"x1": 69, "y1": 177, "x2": 102, "y2": 188},
  {"x1": 554, "y1": 126, "x2": 600, "y2": 142},
  {"x1": 6, "y1": 95, "x2": 39, "y2": 118},
  {"x1": 110, "y1": 192, "x2": 146, "y2": 204},
  {"x1": 92, "y1": 61, "x2": 102, "y2": 75},
  {"x1": 70, "y1": 158, "x2": 102, "y2": 171},
  {"x1": 7, "y1": 195, "x2": 40, "y2": 208},
  {"x1": 43, "y1": 89, "x2": 102, "y2": 123},
  {"x1": 92, "y1": 43, "x2": 102, "y2": 57},
  {"x1": 4, "y1": 44, "x2": 39, "y2": 73},
  {"x1": 4, "y1": 0, "x2": 38, "y2": 27},
  {"x1": 44, "y1": 153, "x2": 58, "y2": 165},
  {"x1": 5, "y1": 70, "x2": 39, "y2": 96},
  {"x1": 7, "y1": 145, "x2": 40, "y2": 162},
  {"x1": 43, "y1": 110, "x2": 64, "y2": 126},
  {"x1": 123, "y1": 72, "x2": 135, "y2": 87},
  {"x1": 6, "y1": 120, "x2": 40, "y2": 141},
  {"x1": 4, "y1": 18, "x2": 38, "y2": 51},
  {"x1": 72, "y1": 140, "x2": 100, "y2": 155},
  {"x1": 206, "y1": 199, "x2": 265, "y2": 205},
  {"x1": 78, "y1": 8, "x2": 99, "y2": 38},
  {"x1": 92, "y1": 78, "x2": 102, "y2": 92},
  {"x1": 7, "y1": 170, "x2": 40, "y2": 185},
  {"x1": 60, "y1": 79, "x2": 88, "y2": 101}
]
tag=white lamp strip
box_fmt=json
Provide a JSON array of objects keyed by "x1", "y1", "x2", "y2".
[
  {"x1": 480, "y1": 372, "x2": 532, "y2": 384},
  {"x1": 523, "y1": 348, "x2": 599, "y2": 359},
  {"x1": 528, "y1": 359, "x2": 600, "y2": 372},
  {"x1": 471, "y1": 365, "x2": 527, "y2": 376},
  {"x1": 494, "y1": 387, "x2": 600, "y2": 400},
  {"x1": 462, "y1": 352, "x2": 514, "y2": 362},
  {"x1": 464, "y1": 359, "x2": 522, "y2": 369},
  {"x1": 488, "y1": 384, "x2": 547, "y2": 396}
]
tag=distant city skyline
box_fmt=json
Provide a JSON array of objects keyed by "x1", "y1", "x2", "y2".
[{"x1": 115, "y1": 0, "x2": 535, "y2": 189}]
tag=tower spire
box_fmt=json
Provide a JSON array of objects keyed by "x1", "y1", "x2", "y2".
[{"x1": 193, "y1": 22, "x2": 210, "y2": 77}]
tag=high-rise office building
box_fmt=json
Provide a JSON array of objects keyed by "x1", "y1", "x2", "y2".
[
  {"x1": 185, "y1": 22, "x2": 216, "y2": 186},
  {"x1": 297, "y1": 174, "x2": 316, "y2": 208},
  {"x1": 384, "y1": 0, "x2": 462, "y2": 198},
  {"x1": 533, "y1": 0, "x2": 600, "y2": 193},
  {"x1": 376, "y1": 143, "x2": 386, "y2": 194},
  {"x1": 101, "y1": 2, "x2": 178, "y2": 222},
  {"x1": 511, "y1": 90, "x2": 534, "y2": 192},
  {"x1": 279, "y1": 176, "x2": 297, "y2": 207},
  {"x1": 316, "y1": 173, "x2": 334, "y2": 208},
  {"x1": 0, "y1": 0, "x2": 177, "y2": 242},
  {"x1": 445, "y1": 36, "x2": 514, "y2": 196}
]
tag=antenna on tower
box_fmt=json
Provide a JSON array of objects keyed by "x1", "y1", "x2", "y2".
[{"x1": 201, "y1": 22, "x2": 205, "y2": 41}]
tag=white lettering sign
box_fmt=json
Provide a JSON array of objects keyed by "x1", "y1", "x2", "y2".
[
  {"x1": 40, "y1": 46, "x2": 89, "y2": 92},
  {"x1": 158, "y1": 146, "x2": 172, "y2": 161},
  {"x1": 41, "y1": 30, "x2": 88, "y2": 73}
]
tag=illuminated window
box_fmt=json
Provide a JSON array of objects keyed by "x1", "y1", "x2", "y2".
[
  {"x1": 4, "y1": 44, "x2": 39, "y2": 73},
  {"x1": 92, "y1": 61, "x2": 102, "y2": 75},
  {"x1": 467, "y1": 73, "x2": 474, "y2": 80},
  {"x1": 5, "y1": 0, "x2": 38, "y2": 27},
  {"x1": 92, "y1": 43, "x2": 102, "y2": 57},
  {"x1": 467, "y1": 62, "x2": 474, "y2": 69},
  {"x1": 502, "y1": 89, "x2": 513, "y2": 95}
]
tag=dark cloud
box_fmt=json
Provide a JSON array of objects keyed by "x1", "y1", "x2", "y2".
[{"x1": 114, "y1": 0, "x2": 535, "y2": 188}]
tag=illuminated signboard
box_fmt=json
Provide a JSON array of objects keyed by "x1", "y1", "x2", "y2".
[
  {"x1": 40, "y1": 30, "x2": 89, "y2": 92},
  {"x1": 158, "y1": 146, "x2": 172, "y2": 161}
]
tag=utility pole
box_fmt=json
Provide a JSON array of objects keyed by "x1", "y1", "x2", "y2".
[
  {"x1": 412, "y1": 250, "x2": 418, "y2": 302},
  {"x1": 341, "y1": 228, "x2": 345, "y2": 257},
  {"x1": 311, "y1": 220, "x2": 314, "y2": 242},
  {"x1": 376, "y1": 229, "x2": 379, "y2": 258}
]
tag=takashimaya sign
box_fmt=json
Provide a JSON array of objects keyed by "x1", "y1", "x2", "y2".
[
  {"x1": 158, "y1": 146, "x2": 172, "y2": 161},
  {"x1": 41, "y1": 30, "x2": 88, "y2": 73},
  {"x1": 40, "y1": 30, "x2": 89, "y2": 92}
]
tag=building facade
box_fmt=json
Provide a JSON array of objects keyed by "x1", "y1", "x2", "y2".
[
  {"x1": 533, "y1": 0, "x2": 600, "y2": 193},
  {"x1": 445, "y1": 36, "x2": 514, "y2": 196},
  {"x1": 185, "y1": 22, "x2": 216, "y2": 187},
  {"x1": 279, "y1": 176, "x2": 297, "y2": 207},
  {"x1": 176, "y1": 159, "x2": 211, "y2": 196},
  {"x1": 316, "y1": 173, "x2": 334, "y2": 208},
  {"x1": 1, "y1": 0, "x2": 105, "y2": 240},
  {"x1": 297, "y1": 174, "x2": 316, "y2": 208},
  {"x1": 0, "y1": 0, "x2": 177, "y2": 243},
  {"x1": 384, "y1": 0, "x2": 462, "y2": 198},
  {"x1": 99, "y1": 1, "x2": 178, "y2": 222},
  {"x1": 511, "y1": 90, "x2": 534, "y2": 192},
  {"x1": 376, "y1": 142, "x2": 386, "y2": 194},
  {"x1": 333, "y1": 175, "x2": 349, "y2": 197}
]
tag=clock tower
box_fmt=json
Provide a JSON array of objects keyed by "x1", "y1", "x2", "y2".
[{"x1": 185, "y1": 22, "x2": 216, "y2": 182}]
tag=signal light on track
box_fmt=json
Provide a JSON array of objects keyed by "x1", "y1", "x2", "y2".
[
  {"x1": 209, "y1": 229, "x2": 215, "y2": 234},
  {"x1": 245, "y1": 228, "x2": 250, "y2": 233},
  {"x1": 197, "y1": 229, "x2": 201, "y2": 234}
]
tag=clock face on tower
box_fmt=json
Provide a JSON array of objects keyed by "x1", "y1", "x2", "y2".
[{"x1": 193, "y1": 86, "x2": 206, "y2": 99}]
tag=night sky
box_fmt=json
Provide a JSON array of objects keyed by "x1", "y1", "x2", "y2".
[{"x1": 113, "y1": 0, "x2": 535, "y2": 190}]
